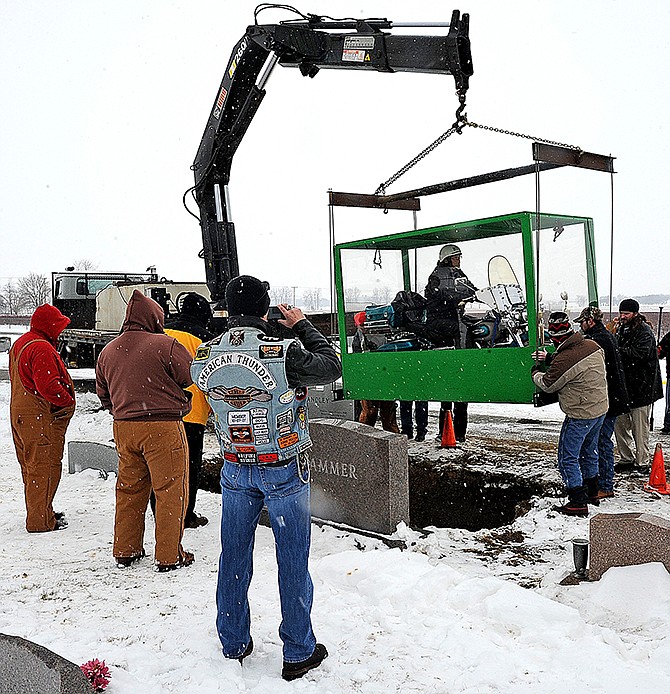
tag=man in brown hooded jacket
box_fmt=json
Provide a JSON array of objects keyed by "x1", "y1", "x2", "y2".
[
  {"x1": 96, "y1": 290, "x2": 195, "y2": 571},
  {"x1": 9, "y1": 304, "x2": 76, "y2": 532}
]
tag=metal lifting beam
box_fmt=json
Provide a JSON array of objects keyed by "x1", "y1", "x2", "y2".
[
  {"x1": 532, "y1": 143, "x2": 616, "y2": 173},
  {"x1": 330, "y1": 141, "x2": 616, "y2": 210},
  {"x1": 330, "y1": 161, "x2": 564, "y2": 209}
]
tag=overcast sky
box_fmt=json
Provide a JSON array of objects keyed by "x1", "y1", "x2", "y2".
[{"x1": 2, "y1": 0, "x2": 669, "y2": 298}]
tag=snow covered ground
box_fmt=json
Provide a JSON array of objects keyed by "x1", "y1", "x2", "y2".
[{"x1": 1, "y1": 340, "x2": 670, "y2": 692}]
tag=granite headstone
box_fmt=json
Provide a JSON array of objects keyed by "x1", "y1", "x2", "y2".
[
  {"x1": 0, "y1": 633, "x2": 93, "y2": 694},
  {"x1": 67, "y1": 441, "x2": 118, "y2": 479},
  {"x1": 307, "y1": 384, "x2": 355, "y2": 420},
  {"x1": 589, "y1": 512, "x2": 670, "y2": 580},
  {"x1": 308, "y1": 419, "x2": 408, "y2": 535}
]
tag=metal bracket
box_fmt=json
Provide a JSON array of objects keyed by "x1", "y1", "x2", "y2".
[
  {"x1": 532, "y1": 143, "x2": 616, "y2": 173},
  {"x1": 328, "y1": 191, "x2": 420, "y2": 210}
]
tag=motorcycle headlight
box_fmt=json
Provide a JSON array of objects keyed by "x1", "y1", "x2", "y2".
[{"x1": 471, "y1": 324, "x2": 492, "y2": 339}]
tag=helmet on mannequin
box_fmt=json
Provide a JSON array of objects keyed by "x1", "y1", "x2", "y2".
[{"x1": 438, "y1": 244, "x2": 462, "y2": 263}]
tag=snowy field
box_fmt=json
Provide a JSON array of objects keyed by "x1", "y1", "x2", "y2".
[{"x1": 1, "y1": 339, "x2": 670, "y2": 692}]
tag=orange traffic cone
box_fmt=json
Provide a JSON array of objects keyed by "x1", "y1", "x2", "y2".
[
  {"x1": 644, "y1": 443, "x2": 670, "y2": 495},
  {"x1": 440, "y1": 410, "x2": 458, "y2": 448}
]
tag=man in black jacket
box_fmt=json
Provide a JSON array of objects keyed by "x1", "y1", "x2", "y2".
[
  {"x1": 613, "y1": 298, "x2": 663, "y2": 472},
  {"x1": 658, "y1": 328, "x2": 670, "y2": 435},
  {"x1": 191, "y1": 275, "x2": 340, "y2": 681},
  {"x1": 424, "y1": 244, "x2": 478, "y2": 348},
  {"x1": 575, "y1": 306, "x2": 630, "y2": 499},
  {"x1": 425, "y1": 244, "x2": 477, "y2": 442}
]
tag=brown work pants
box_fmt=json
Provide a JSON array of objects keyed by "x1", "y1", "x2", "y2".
[
  {"x1": 11, "y1": 405, "x2": 74, "y2": 532},
  {"x1": 112, "y1": 420, "x2": 189, "y2": 566},
  {"x1": 359, "y1": 400, "x2": 400, "y2": 433}
]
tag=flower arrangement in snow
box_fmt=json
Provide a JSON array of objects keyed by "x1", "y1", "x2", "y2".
[{"x1": 80, "y1": 658, "x2": 111, "y2": 692}]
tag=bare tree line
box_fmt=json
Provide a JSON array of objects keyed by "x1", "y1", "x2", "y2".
[
  {"x1": 0, "y1": 274, "x2": 50, "y2": 315},
  {"x1": 0, "y1": 260, "x2": 98, "y2": 315},
  {"x1": 269, "y1": 285, "x2": 394, "y2": 312},
  {"x1": 1, "y1": 272, "x2": 395, "y2": 316}
]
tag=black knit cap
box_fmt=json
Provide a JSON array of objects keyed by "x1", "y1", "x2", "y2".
[
  {"x1": 225, "y1": 275, "x2": 271, "y2": 317},
  {"x1": 547, "y1": 311, "x2": 574, "y2": 342},
  {"x1": 619, "y1": 298, "x2": 640, "y2": 313},
  {"x1": 178, "y1": 293, "x2": 212, "y2": 327}
]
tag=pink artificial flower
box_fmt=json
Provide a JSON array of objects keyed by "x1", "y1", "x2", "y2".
[{"x1": 80, "y1": 658, "x2": 111, "y2": 692}]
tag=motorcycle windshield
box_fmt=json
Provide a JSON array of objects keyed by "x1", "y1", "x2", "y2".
[
  {"x1": 488, "y1": 255, "x2": 519, "y2": 286},
  {"x1": 475, "y1": 255, "x2": 527, "y2": 316}
]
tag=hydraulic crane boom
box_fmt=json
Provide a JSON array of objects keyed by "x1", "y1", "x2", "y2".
[{"x1": 191, "y1": 9, "x2": 473, "y2": 304}]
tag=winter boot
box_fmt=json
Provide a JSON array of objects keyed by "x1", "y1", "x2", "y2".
[
  {"x1": 552, "y1": 486, "x2": 589, "y2": 517},
  {"x1": 584, "y1": 477, "x2": 600, "y2": 506},
  {"x1": 238, "y1": 637, "x2": 254, "y2": 664},
  {"x1": 282, "y1": 643, "x2": 328, "y2": 681}
]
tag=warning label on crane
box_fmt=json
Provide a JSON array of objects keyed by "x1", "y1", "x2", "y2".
[
  {"x1": 342, "y1": 35, "x2": 374, "y2": 62},
  {"x1": 343, "y1": 36, "x2": 375, "y2": 50},
  {"x1": 213, "y1": 86, "x2": 228, "y2": 119},
  {"x1": 342, "y1": 49, "x2": 366, "y2": 63}
]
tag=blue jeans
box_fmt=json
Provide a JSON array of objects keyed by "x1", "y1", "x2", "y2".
[
  {"x1": 597, "y1": 414, "x2": 616, "y2": 493},
  {"x1": 557, "y1": 415, "x2": 605, "y2": 489},
  {"x1": 400, "y1": 401, "x2": 428, "y2": 436},
  {"x1": 217, "y1": 457, "x2": 316, "y2": 662}
]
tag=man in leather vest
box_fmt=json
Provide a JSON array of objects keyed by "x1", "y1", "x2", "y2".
[
  {"x1": 191, "y1": 275, "x2": 341, "y2": 680},
  {"x1": 9, "y1": 304, "x2": 75, "y2": 532}
]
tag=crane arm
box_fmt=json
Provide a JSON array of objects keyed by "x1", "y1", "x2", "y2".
[{"x1": 192, "y1": 10, "x2": 473, "y2": 302}]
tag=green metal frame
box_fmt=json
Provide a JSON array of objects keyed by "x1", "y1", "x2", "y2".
[{"x1": 334, "y1": 211, "x2": 598, "y2": 404}]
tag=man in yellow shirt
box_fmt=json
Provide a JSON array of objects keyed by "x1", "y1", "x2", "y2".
[{"x1": 164, "y1": 293, "x2": 213, "y2": 528}]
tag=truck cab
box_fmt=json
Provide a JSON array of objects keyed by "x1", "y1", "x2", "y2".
[
  {"x1": 52, "y1": 271, "x2": 155, "y2": 329},
  {"x1": 52, "y1": 270, "x2": 209, "y2": 367}
]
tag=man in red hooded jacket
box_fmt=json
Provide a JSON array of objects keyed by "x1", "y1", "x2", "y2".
[{"x1": 9, "y1": 304, "x2": 76, "y2": 532}]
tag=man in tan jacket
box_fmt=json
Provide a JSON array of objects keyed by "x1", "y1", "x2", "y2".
[{"x1": 532, "y1": 311, "x2": 608, "y2": 516}]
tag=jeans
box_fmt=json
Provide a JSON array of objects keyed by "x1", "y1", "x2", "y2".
[
  {"x1": 557, "y1": 415, "x2": 605, "y2": 489},
  {"x1": 597, "y1": 414, "x2": 617, "y2": 493},
  {"x1": 217, "y1": 457, "x2": 316, "y2": 662},
  {"x1": 664, "y1": 378, "x2": 670, "y2": 430},
  {"x1": 439, "y1": 402, "x2": 469, "y2": 440},
  {"x1": 184, "y1": 422, "x2": 205, "y2": 520},
  {"x1": 400, "y1": 401, "x2": 428, "y2": 436}
]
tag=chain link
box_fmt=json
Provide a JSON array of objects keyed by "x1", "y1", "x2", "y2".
[
  {"x1": 374, "y1": 92, "x2": 468, "y2": 196},
  {"x1": 374, "y1": 124, "x2": 461, "y2": 195},
  {"x1": 374, "y1": 94, "x2": 583, "y2": 196},
  {"x1": 464, "y1": 120, "x2": 582, "y2": 152}
]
